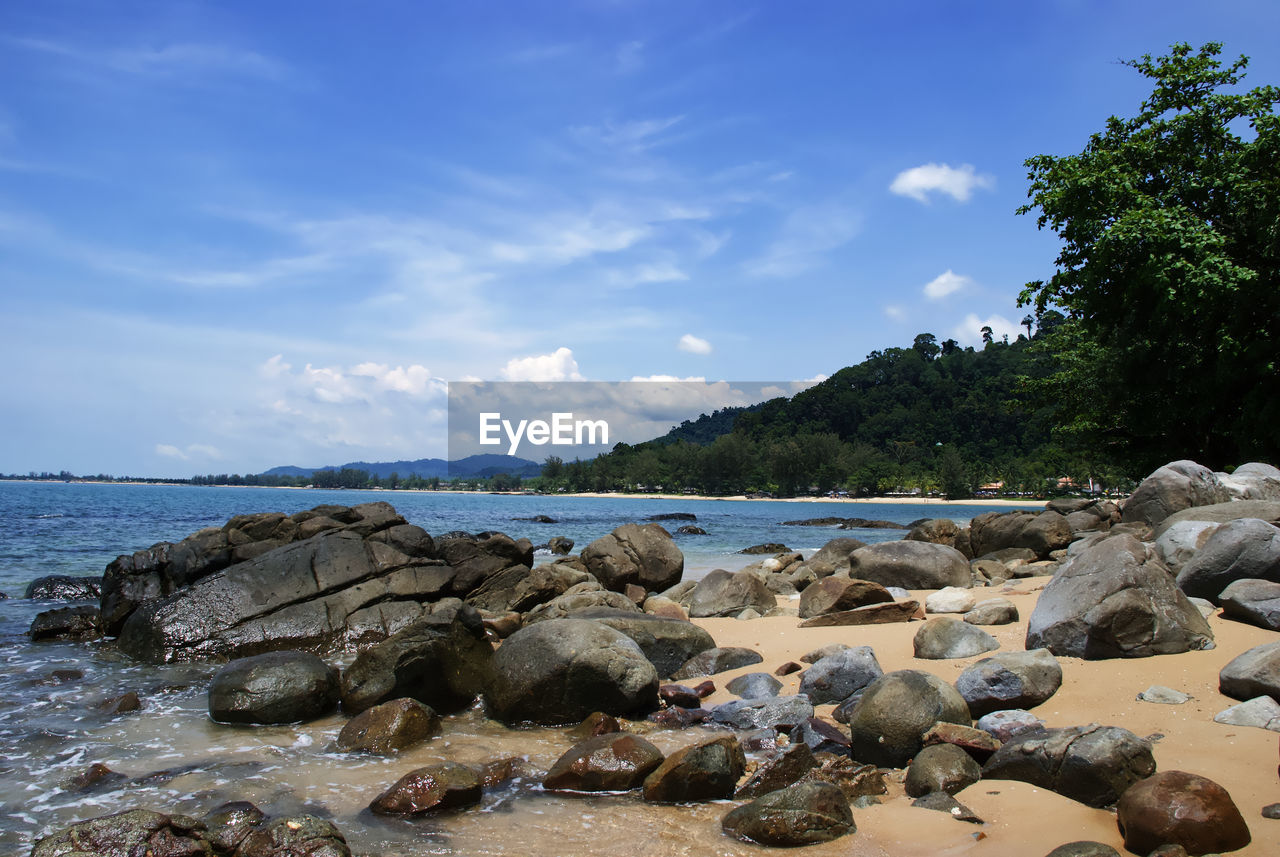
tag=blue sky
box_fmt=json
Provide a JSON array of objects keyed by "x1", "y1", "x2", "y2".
[{"x1": 3, "y1": 0, "x2": 1277, "y2": 477}]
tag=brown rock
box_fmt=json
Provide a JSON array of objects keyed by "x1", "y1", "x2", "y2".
[
  {"x1": 624, "y1": 583, "x2": 647, "y2": 605},
  {"x1": 798, "y1": 577, "x2": 893, "y2": 618},
  {"x1": 659, "y1": 684, "x2": 702, "y2": 709},
  {"x1": 336, "y1": 698, "x2": 440, "y2": 754},
  {"x1": 735, "y1": 743, "x2": 818, "y2": 798},
  {"x1": 368, "y1": 762, "x2": 482, "y2": 815},
  {"x1": 642, "y1": 735, "x2": 745, "y2": 802},
  {"x1": 775, "y1": 661, "x2": 803, "y2": 676},
  {"x1": 567, "y1": 711, "x2": 622, "y2": 738},
  {"x1": 802, "y1": 754, "x2": 887, "y2": 799},
  {"x1": 1116, "y1": 770, "x2": 1251, "y2": 855},
  {"x1": 543, "y1": 733, "x2": 664, "y2": 791},
  {"x1": 922, "y1": 722, "x2": 1002, "y2": 764},
  {"x1": 798, "y1": 600, "x2": 921, "y2": 627}
]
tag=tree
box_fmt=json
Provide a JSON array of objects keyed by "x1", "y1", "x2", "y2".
[
  {"x1": 980, "y1": 325, "x2": 994, "y2": 346},
  {"x1": 912, "y1": 332, "x2": 941, "y2": 361},
  {"x1": 1018, "y1": 42, "x2": 1279, "y2": 470}
]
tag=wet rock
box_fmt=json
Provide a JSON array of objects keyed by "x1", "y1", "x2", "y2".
[
  {"x1": 336, "y1": 697, "x2": 440, "y2": 754},
  {"x1": 675, "y1": 525, "x2": 707, "y2": 535},
  {"x1": 1212, "y1": 695, "x2": 1280, "y2": 731},
  {"x1": 722, "y1": 781, "x2": 854, "y2": 846},
  {"x1": 1137, "y1": 685, "x2": 1192, "y2": 705},
  {"x1": 790, "y1": 717, "x2": 851, "y2": 755},
  {"x1": 63, "y1": 762, "x2": 128, "y2": 793},
  {"x1": 727, "y1": 672, "x2": 783, "y2": 699},
  {"x1": 847, "y1": 670, "x2": 971, "y2": 767},
  {"x1": 904, "y1": 742, "x2": 982, "y2": 797},
  {"x1": 339, "y1": 600, "x2": 493, "y2": 715},
  {"x1": 1025, "y1": 535, "x2": 1214, "y2": 659},
  {"x1": 208, "y1": 650, "x2": 340, "y2": 725},
  {"x1": 976, "y1": 709, "x2": 1045, "y2": 742},
  {"x1": 580, "y1": 523, "x2": 684, "y2": 593},
  {"x1": 369, "y1": 761, "x2": 483, "y2": 815},
  {"x1": 486, "y1": 618, "x2": 658, "y2": 725},
  {"x1": 647, "y1": 706, "x2": 711, "y2": 728},
  {"x1": 981, "y1": 723, "x2": 1155, "y2": 807},
  {"x1": 570, "y1": 608, "x2": 715, "y2": 678},
  {"x1": 921, "y1": 722, "x2": 1002, "y2": 764},
  {"x1": 847, "y1": 541, "x2": 971, "y2": 589},
  {"x1": 99, "y1": 691, "x2": 142, "y2": 714},
  {"x1": 797, "y1": 600, "x2": 921, "y2": 627},
  {"x1": 735, "y1": 743, "x2": 818, "y2": 799},
  {"x1": 798, "y1": 577, "x2": 892, "y2": 618},
  {"x1": 913, "y1": 617, "x2": 999, "y2": 660},
  {"x1": 1042, "y1": 842, "x2": 1121, "y2": 857},
  {"x1": 910, "y1": 791, "x2": 984, "y2": 823},
  {"x1": 797, "y1": 646, "x2": 882, "y2": 705},
  {"x1": 24, "y1": 575, "x2": 103, "y2": 600},
  {"x1": 802, "y1": 754, "x2": 887, "y2": 799},
  {"x1": 710, "y1": 695, "x2": 815, "y2": 731},
  {"x1": 1116, "y1": 770, "x2": 1251, "y2": 855},
  {"x1": 31, "y1": 808, "x2": 216, "y2": 857},
  {"x1": 29, "y1": 605, "x2": 103, "y2": 641},
  {"x1": 740, "y1": 542, "x2": 789, "y2": 555},
  {"x1": 547, "y1": 536, "x2": 574, "y2": 555},
  {"x1": 643, "y1": 734, "x2": 745, "y2": 802},
  {"x1": 964, "y1": 597, "x2": 1019, "y2": 626},
  {"x1": 1219, "y1": 578, "x2": 1280, "y2": 630},
  {"x1": 236, "y1": 814, "x2": 351, "y2": 856},
  {"x1": 687, "y1": 569, "x2": 775, "y2": 618},
  {"x1": 567, "y1": 711, "x2": 622, "y2": 738},
  {"x1": 544, "y1": 733, "x2": 665, "y2": 791},
  {"x1": 649, "y1": 512, "x2": 697, "y2": 522},
  {"x1": 671, "y1": 646, "x2": 762, "y2": 679},
  {"x1": 203, "y1": 801, "x2": 266, "y2": 854},
  {"x1": 1218, "y1": 639, "x2": 1280, "y2": 701},
  {"x1": 659, "y1": 684, "x2": 703, "y2": 708},
  {"x1": 1176, "y1": 518, "x2": 1280, "y2": 601},
  {"x1": 955, "y1": 649, "x2": 1063, "y2": 717},
  {"x1": 1122, "y1": 460, "x2": 1231, "y2": 526}
]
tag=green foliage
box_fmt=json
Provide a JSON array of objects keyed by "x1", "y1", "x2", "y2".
[{"x1": 1018, "y1": 42, "x2": 1280, "y2": 470}]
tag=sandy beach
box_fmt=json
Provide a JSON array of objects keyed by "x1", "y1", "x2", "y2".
[{"x1": 561, "y1": 491, "x2": 1053, "y2": 508}]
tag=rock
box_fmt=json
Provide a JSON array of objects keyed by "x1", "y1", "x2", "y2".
[
  {"x1": 905, "y1": 518, "x2": 960, "y2": 547},
  {"x1": 1220, "y1": 461, "x2": 1280, "y2": 500},
  {"x1": 202, "y1": 801, "x2": 265, "y2": 854},
  {"x1": 925, "y1": 587, "x2": 976, "y2": 614},
  {"x1": 909, "y1": 790, "x2": 984, "y2": 823},
  {"x1": 1116, "y1": 770, "x2": 1251, "y2": 855},
  {"x1": 643, "y1": 735, "x2": 745, "y2": 802},
  {"x1": 29, "y1": 605, "x2": 103, "y2": 641},
  {"x1": 580, "y1": 523, "x2": 684, "y2": 593},
  {"x1": 969, "y1": 511, "x2": 1073, "y2": 559},
  {"x1": 1263, "y1": 803, "x2": 1280, "y2": 819},
  {"x1": 801, "y1": 643, "x2": 852, "y2": 663},
  {"x1": 338, "y1": 600, "x2": 494, "y2": 715},
  {"x1": 647, "y1": 706, "x2": 711, "y2": 728},
  {"x1": 675, "y1": 525, "x2": 707, "y2": 535},
  {"x1": 1188, "y1": 596, "x2": 1217, "y2": 617},
  {"x1": 1137, "y1": 686, "x2": 1192, "y2": 705},
  {"x1": 912, "y1": 617, "x2": 1000, "y2": 660},
  {"x1": 687, "y1": 569, "x2": 776, "y2": 618},
  {"x1": 63, "y1": 762, "x2": 128, "y2": 793},
  {"x1": 567, "y1": 711, "x2": 622, "y2": 739},
  {"x1": 336, "y1": 698, "x2": 440, "y2": 753},
  {"x1": 486, "y1": 618, "x2": 658, "y2": 725},
  {"x1": 368, "y1": 761, "x2": 482, "y2": 815},
  {"x1": 710, "y1": 695, "x2": 815, "y2": 731},
  {"x1": 567, "y1": 608, "x2": 715, "y2": 678},
  {"x1": 1026, "y1": 535, "x2": 1214, "y2": 658},
  {"x1": 543, "y1": 733, "x2": 665, "y2": 791},
  {"x1": 522, "y1": 589, "x2": 642, "y2": 623},
  {"x1": 981, "y1": 724, "x2": 1156, "y2": 807},
  {"x1": 468, "y1": 560, "x2": 589, "y2": 613},
  {"x1": 1156, "y1": 499, "x2": 1280, "y2": 537},
  {"x1": 1176, "y1": 518, "x2": 1280, "y2": 601},
  {"x1": 208, "y1": 650, "x2": 339, "y2": 725},
  {"x1": 671, "y1": 646, "x2": 763, "y2": 679},
  {"x1": 955, "y1": 649, "x2": 1063, "y2": 717},
  {"x1": 1155, "y1": 520, "x2": 1220, "y2": 575},
  {"x1": 775, "y1": 661, "x2": 802, "y2": 676},
  {"x1": 659, "y1": 684, "x2": 703, "y2": 708},
  {"x1": 1042, "y1": 843, "x2": 1122, "y2": 857},
  {"x1": 642, "y1": 594, "x2": 689, "y2": 620},
  {"x1": 547, "y1": 536, "x2": 574, "y2": 555},
  {"x1": 649, "y1": 512, "x2": 697, "y2": 522},
  {"x1": 99, "y1": 692, "x2": 142, "y2": 714},
  {"x1": 721, "y1": 781, "x2": 854, "y2": 846},
  {"x1": 847, "y1": 541, "x2": 971, "y2": 589},
  {"x1": 797, "y1": 601, "x2": 922, "y2": 627},
  {"x1": 804, "y1": 537, "x2": 868, "y2": 576},
  {"x1": 1212, "y1": 695, "x2": 1280, "y2": 731},
  {"x1": 1219, "y1": 578, "x2": 1280, "y2": 630},
  {"x1": 798, "y1": 577, "x2": 892, "y2": 618},
  {"x1": 976, "y1": 709, "x2": 1045, "y2": 742},
  {"x1": 236, "y1": 813, "x2": 351, "y2": 857},
  {"x1": 727, "y1": 672, "x2": 783, "y2": 699},
  {"x1": 790, "y1": 717, "x2": 852, "y2": 754},
  {"x1": 846, "y1": 670, "x2": 971, "y2": 767},
  {"x1": 1122, "y1": 460, "x2": 1231, "y2": 526},
  {"x1": 1218, "y1": 640, "x2": 1280, "y2": 701},
  {"x1": 921, "y1": 722, "x2": 1002, "y2": 763},
  {"x1": 740, "y1": 542, "x2": 789, "y2": 555},
  {"x1": 31, "y1": 808, "x2": 216, "y2": 857},
  {"x1": 24, "y1": 575, "x2": 102, "y2": 600},
  {"x1": 803, "y1": 755, "x2": 887, "y2": 799},
  {"x1": 797, "y1": 646, "x2": 883, "y2": 705},
  {"x1": 438, "y1": 531, "x2": 533, "y2": 596},
  {"x1": 735, "y1": 743, "x2": 818, "y2": 798},
  {"x1": 904, "y1": 742, "x2": 982, "y2": 797},
  {"x1": 964, "y1": 598, "x2": 1019, "y2": 625}
]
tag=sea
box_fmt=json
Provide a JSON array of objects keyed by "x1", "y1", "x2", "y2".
[{"x1": 0, "y1": 480, "x2": 1038, "y2": 856}]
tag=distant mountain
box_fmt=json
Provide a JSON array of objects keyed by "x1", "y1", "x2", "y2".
[{"x1": 262, "y1": 454, "x2": 542, "y2": 480}]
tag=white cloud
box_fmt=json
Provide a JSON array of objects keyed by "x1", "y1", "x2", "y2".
[
  {"x1": 677, "y1": 333, "x2": 713, "y2": 355},
  {"x1": 629, "y1": 374, "x2": 707, "y2": 382},
  {"x1": 351, "y1": 362, "x2": 438, "y2": 395},
  {"x1": 501, "y1": 347, "x2": 585, "y2": 382},
  {"x1": 923, "y1": 269, "x2": 972, "y2": 300},
  {"x1": 884, "y1": 305, "x2": 906, "y2": 321},
  {"x1": 952, "y1": 313, "x2": 1022, "y2": 347},
  {"x1": 890, "y1": 163, "x2": 994, "y2": 204},
  {"x1": 259, "y1": 354, "x2": 292, "y2": 378},
  {"x1": 155, "y1": 443, "x2": 186, "y2": 460}
]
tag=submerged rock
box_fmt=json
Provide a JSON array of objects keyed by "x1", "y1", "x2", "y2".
[
  {"x1": 722, "y1": 781, "x2": 855, "y2": 847},
  {"x1": 368, "y1": 762, "x2": 482, "y2": 815}
]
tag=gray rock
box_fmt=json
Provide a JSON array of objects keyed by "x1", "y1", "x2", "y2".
[
  {"x1": 905, "y1": 518, "x2": 960, "y2": 547},
  {"x1": 1187, "y1": 596, "x2": 1217, "y2": 618},
  {"x1": 798, "y1": 646, "x2": 883, "y2": 705},
  {"x1": 981, "y1": 723, "x2": 1155, "y2": 807},
  {"x1": 1176, "y1": 518, "x2": 1280, "y2": 601},
  {"x1": 569, "y1": 608, "x2": 715, "y2": 678},
  {"x1": 711, "y1": 695, "x2": 815, "y2": 730},
  {"x1": 913, "y1": 617, "x2": 1000, "y2": 660},
  {"x1": 800, "y1": 643, "x2": 852, "y2": 663},
  {"x1": 1042, "y1": 843, "x2": 1121, "y2": 857},
  {"x1": 904, "y1": 742, "x2": 982, "y2": 797},
  {"x1": 485, "y1": 618, "x2": 658, "y2": 725},
  {"x1": 1155, "y1": 499, "x2": 1280, "y2": 539},
  {"x1": 1136, "y1": 685, "x2": 1191, "y2": 705},
  {"x1": 522, "y1": 589, "x2": 641, "y2": 623},
  {"x1": 580, "y1": 523, "x2": 684, "y2": 593},
  {"x1": 1213, "y1": 695, "x2": 1280, "y2": 731},
  {"x1": 1218, "y1": 461, "x2": 1280, "y2": 500},
  {"x1": 847, "y1": 540, "x2": 972, "y2": 589},
  {"x1": 847, "y1": 670, "x2": 971, "y2": 767},
  {"x1": 964, "y1": 597, "x2": 1018, "y2": 625},
  {"x1": 1219, "y1": 578, "x2": 1280, "y2": 630},
  {"x1": 671, "y1": 646, "x2": 763, "y2": 679},
  {"x1": 909, "y1": 790, "x2": 984, "y2": 823},
  {"x1": 727, "y1": 672, "x2": 783, "y2": 699},
  {"x1": 1122, "y1": 460, "x2": 1231, "y2": 526},
  {"x1": 955, "y1": 649, "x2": 1062, "y2": 717},
  {"x1": 976, "y1": 709, "x2": 1045, "y2": 742},
  {"x1": 804, "y1": 537, "x2": 868, "y2": 576},
  {"x1": 722, "y1": 781, "x2": 855, "y2": 846},
  {"x1": 687, "y1": 568, "x2": 776, "y2": 618},
  {"x1": 1218, "y1": 640, "x2": 1280, "y2": 701},
  {"x1": 1154, "y1": 520, "x2": 1220, "y2": 575},
  {"x1": 208, "y1": 651, "x2": 339, "y2": 725},
  {"x1": 1025, "y1": 535, "x2": 1214, "y2": 658}
]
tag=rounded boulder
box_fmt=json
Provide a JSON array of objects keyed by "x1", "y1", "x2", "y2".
[
  {"x1": 847, "y1": 541, "x2": 971, "y2": 590},
  {"x1": 847, "y1": 670, "x2": 971, "y2": 767},
  {"x1": 208, "y1": 650, "x2": 339, "y2": 725}
]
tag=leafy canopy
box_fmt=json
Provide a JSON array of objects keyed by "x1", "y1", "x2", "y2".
[{"x1": 1018, "y1": 42, "x2": 1280, "y2": 470}]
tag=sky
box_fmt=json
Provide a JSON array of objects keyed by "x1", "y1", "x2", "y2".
[{"x1": 2, "y1": 0, "x2": 1278, "y2": 477}]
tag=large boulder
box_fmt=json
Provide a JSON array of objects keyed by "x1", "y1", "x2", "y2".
[
  {"x1": 338, "y1": 599, "x2": 494, "y2": 715},
  {"x1": 687, "y1": 569, "x2": 776, "y2": 618},
  {"x1": 846, "y1": 541, "x2": 971, "y2": 590},
  {"x1": 580, "y1": 523, "x2": 684, "y2": 593},
  {"x1": 208, "y1": 651, "x2": 340, "y2": 725},
  {"x1": 1218, "y1": 640, "x2": 1280, "y2": 701},
  {"x1": 1154, "y1": 520, "x2": 1220, "y2": 576},
  {"x1": 1026, "y1": 535, "x2": 1214, "y2": 658},
  {"x1": 570, "y1": 609, "x2": 715, "y2": 678},
  {"x1": 1116, "y1": 770, "x2": 1251, "y2": 855},
  {"x1": 671, "y1": 646, "x2": 762, "y2": 679},
  {"x1": 29, "y1": 606, "x2": 103, "y2": 642},
  {"x1": 955, "y1": 649, "x2": 1063, "y2": 716},
  {"x1": 1122, "y1": 460, "x2": 1231, "y2": 526},
  {"x1": 1175, "y1": 518, "x2": 1280, "y2": 601},
  {"x1": 436, "y1": 531, "x2": 533, "y2": 596},
  {"x1": 803, "y1": 537, "x2": 867, "y2": 576},
  {"x1": 1155, "y1": 498, "x2": 1280, "y2": 538},
  {"x1": 969, "y1": 511, "x2": 1073, "y2": 559},
  {"x1": 486, "y1": 618, "x2": 658, "y2": 725},
  {"x1": 1217, "y1": 462, "x2": 1280, "y2": 501},
  {"x1": 846, "y1": 670, "x2": 971, "y2": 767},
  {"x1": 721, "y1": 781, "x2": 855, "y2": 847},
  {"x1": 1219, "y1": 578, "x2": 1280, "y2": 630},
  {"x1": 336, "y1": 698, "x2": 440, "y2": 754},
  {"x1": 521, "y1": 589, "x2": 640, "y2": 623},
  {"x1": 905, "y1": 518, "x2": 960, "y2": 548},
  {"x1": 710, "y1": 696, "x2": 815, "y2": 731},
  {"x1": 981, "y1": 724, "x2": 1155, "y2": 807},
  {"x1": 798, "y1": 577, "x2": 892, "y2": 619},
  {"x1": 31, "y1": 808, "x2": 218, "y2": 857},
  {"x1": 25, "y1": 575, "x2": 103, "y2": 601}
]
